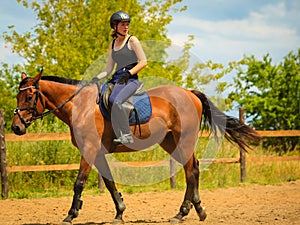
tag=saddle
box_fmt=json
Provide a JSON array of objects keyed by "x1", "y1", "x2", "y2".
[{"x1": 98, "y1": 82, "x2": 152, "y2": 128}]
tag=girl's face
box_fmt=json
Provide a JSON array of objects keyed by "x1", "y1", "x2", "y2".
[{"x1": 116, "y1": 21, "x2": 130, "y2": 36}]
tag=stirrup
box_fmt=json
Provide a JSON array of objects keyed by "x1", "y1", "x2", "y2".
[{"x1": 113, "y1": 134, "x2": 134, "y2": 144}]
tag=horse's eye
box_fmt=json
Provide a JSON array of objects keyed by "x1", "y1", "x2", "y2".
[{"x1": 26, "y1": 95, "x2": 33, "y2": 102}]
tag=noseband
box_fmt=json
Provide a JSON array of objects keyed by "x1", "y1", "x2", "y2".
[{"x1": 14, "y1": 81, "x2": 88, "y2": 128}]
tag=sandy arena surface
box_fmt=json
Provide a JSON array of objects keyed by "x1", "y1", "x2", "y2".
[{"x1": 0, "y1": 180, "x2": 299, "y2": 225}]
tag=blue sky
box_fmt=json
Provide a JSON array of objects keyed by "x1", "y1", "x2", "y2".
[{"x1": 1, "y1": 0, "x2": 299, "y2": 66}]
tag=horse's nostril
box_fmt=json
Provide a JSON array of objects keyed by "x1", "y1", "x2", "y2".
[
  {"x1": 12, "y1": 124, "x2": 19, "y2": 132},
  {"x1": 11, "y1": 124, "x2": 25, "y2": 135}
]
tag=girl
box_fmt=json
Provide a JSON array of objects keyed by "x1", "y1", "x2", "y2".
[{"x1": 93, "y1": 11, "x2": 147, "y2": 144}]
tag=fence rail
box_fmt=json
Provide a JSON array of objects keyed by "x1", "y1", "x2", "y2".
[
  {"x1": 4, "y1": 130, "x2": 300, "y2": 143},
  {"x1": 5, "y1": 156, "x2": 300, "y2": 173},
  {"x1": 256, "y1": 130, "x2": 300, "y2": 137},
  {"x1": 1, "y1": 108, "x2": 300, "y2": 198}
]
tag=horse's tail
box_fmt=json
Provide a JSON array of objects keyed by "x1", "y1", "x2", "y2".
[{"x1": 191, "y1": 90, "x2": 261, "y2": 151}]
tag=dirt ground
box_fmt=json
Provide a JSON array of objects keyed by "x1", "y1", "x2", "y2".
[{"x1": 0, "y1": 180, "x2": 299, "y2": 225}]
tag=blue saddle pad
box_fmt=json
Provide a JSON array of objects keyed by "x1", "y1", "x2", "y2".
[{"x1": 99, "y1": 84, "x2": 152, "y2": 125}]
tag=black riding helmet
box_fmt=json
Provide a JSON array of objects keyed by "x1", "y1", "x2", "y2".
[{"x1": 110, "y1": 11, "x2": 131, "y2": 29}]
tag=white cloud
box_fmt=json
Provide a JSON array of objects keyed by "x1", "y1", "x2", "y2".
[{"x1": 168, "y1": 1, "x2": 300, "y2": 63}]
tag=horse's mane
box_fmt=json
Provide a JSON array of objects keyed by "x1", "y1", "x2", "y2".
[{"x1": 41, "y1": 76, "x2": 87, "y2": 86}]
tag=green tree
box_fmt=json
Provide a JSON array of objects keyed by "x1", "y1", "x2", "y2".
[
  {"x1": 0, "y1": 64, "x2": 21, "y2": 129},
  {"x1": 229, "y1": 49, "x2": 300, "y2": 151},
  {"x1": 185, "y1": 59, "x2": 236, "y2": 112}
]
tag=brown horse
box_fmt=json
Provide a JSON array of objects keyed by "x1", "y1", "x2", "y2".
[{"x1": 11, "y1": 70, "x2": 260, "y2": 224}]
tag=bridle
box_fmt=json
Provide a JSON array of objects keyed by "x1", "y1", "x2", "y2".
[
  {"x1": 14, "y1": 83, "x2": 43, "y2": 128},
  {"x1": 14, "y1": 80, "x2": 88, "y2": 128}
]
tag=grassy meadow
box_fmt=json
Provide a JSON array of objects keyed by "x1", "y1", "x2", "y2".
[{"x1": 2, "y1": 134, "x2": 300, "y2": 199}]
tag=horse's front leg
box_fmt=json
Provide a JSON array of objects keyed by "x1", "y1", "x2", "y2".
[
  {"x1": 62, "y1": 156, "x2": 91, "y2": 225},
  {"x1": 101, "y1": 175, "x2": 126, "y2": 223},
  {"x1": 94, "y1": 152, "x2": 126, "y2": 223}
]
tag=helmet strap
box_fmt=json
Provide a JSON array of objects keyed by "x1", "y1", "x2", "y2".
[
  {"x1": 116, "y1": 31, "x2": 126, "y2": 37},
  {"x1": 115, "y1": 26, "x2": 125, "y2": 37}
]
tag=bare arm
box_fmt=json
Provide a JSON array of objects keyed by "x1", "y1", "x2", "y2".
[
  {"x1": 96, "y1": 42, "x2": 115, "y2": 79},
  {"x1": 128, "y1": 36, "x2": 147, "y2": 75}
]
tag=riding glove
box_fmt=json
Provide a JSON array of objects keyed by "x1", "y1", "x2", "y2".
[{"x1": 117, "y1": 71, "x2": 131, "y2": 85}]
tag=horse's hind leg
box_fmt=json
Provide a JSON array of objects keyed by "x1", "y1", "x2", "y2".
[
  {"x1": 186, "y1": 157, "x2": 207, "y2": 221},
  {"x1": 170, "y1": 156, "x2": 207, "y2": 223},
  {"x1": 62, "y1": 157, "x2": 91, "y2": 224},
  {"x1": 160, "y1": 133, "x2": 206, "y2": 222},
  {"x1": 193, "y1": 158, "x2": 207, "y2": 221}
]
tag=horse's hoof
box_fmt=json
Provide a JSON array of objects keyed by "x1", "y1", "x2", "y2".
[
  {"x1": 199, "y1": 207, "x2": 207, "y2": 221},
  {"x1": 61, "y1": 221, "x2": 72, "y2": 225},
  {"x1": 112, "y1": 218, "x2": 124, "y2": 224},
  {"x1": 169, "y1": 217, "x2": 182, "y2": 224}
]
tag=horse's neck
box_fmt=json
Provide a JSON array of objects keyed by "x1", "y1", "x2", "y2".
[
  {"x1": 40, "y1": 80, "x2": 77, "y2": 124},
  {"x1": 39, "y1": 81, "x2": 98, "y2": 128}
]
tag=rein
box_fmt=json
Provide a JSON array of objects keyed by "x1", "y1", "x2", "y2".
[
  {"x1": 34, "y1": 84, "x2": 87, "y2": 120},
  {"x1": 14, "y1": 82, "x2": 88, "y2": 127}
]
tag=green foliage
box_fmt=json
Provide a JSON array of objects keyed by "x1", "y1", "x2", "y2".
[
  {"x1": 0, "y1": 64, "x2": 20, "y2": 130},
  {"x1": 189, "y1": 60, "x2": 237, "y2": 111},
  {"x1": 229, "y1": 49, "x2": 300, "y2": 151}
]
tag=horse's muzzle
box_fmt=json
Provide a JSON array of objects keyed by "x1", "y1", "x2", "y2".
[{"x1": 11, "y1": 122, "x2": 26, "y2": 135}]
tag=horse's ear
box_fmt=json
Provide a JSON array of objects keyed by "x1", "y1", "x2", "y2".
[
  {"x1": 21, "y1": 72, "x2": 27, "y2": 80},
  {"x1": 33, "y1": 68, "x2": 43, "y2": 83}
]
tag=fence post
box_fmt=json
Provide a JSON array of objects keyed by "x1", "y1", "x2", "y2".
[
  {"x1": 239, "y1": 108, "x2": 246, "y2": 183},
  {"x1": 170, "y1": 157, "x2": 176, "y2": 188},
  {"x1": 0, "y1": 109, "x2": 8, "y2": 199}
]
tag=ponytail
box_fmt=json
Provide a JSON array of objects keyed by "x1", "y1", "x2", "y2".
[{"x1": 110, "y1": 30, "x2": 118, "y2": 39}]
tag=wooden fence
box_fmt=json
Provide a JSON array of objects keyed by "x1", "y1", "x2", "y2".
[{"x1": 1, "y1": 109, "x2": 300, "y2": 198}]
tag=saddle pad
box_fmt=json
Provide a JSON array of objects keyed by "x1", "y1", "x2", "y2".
[
  {"x1": 99, "y1": 83, "x2": 152, "y2": 125},
  {"x1": 129, "y1": 93, "x2": 152, "y2": 125}
]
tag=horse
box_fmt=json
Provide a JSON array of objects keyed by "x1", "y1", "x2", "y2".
[{"x1": 11, "y1": 70, "x2": 260, "y2": 224}]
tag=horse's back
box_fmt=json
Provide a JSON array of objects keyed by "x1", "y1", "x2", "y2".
[
  {"x1": 147, "y1": 85, "x2": 202, "y2": 109},
  {"x1": 146, "y1": 85, "x2": 203, "y2": 124}
]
